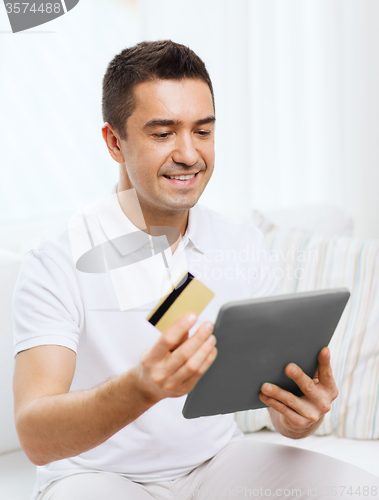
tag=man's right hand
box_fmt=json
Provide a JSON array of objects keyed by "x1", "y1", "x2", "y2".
[
  {"x1": 133, "y1": 313, "x2": 217, "y2": 403},
  {"x1": 14, "y1": 313, "x2": 216, "y2": 465}
]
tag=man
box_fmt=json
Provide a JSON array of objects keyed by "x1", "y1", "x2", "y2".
[{"x1": 13, "y1": 40, "x2": 379, "y2": 499}]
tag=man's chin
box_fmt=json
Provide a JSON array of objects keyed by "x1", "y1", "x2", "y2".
[{"x1": 163, "y1": 196, "x2": 200, "y2": 212}]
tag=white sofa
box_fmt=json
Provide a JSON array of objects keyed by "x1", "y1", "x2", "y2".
[{"x1": 1, "y1": 206, "x2": 378, "y2": 500}]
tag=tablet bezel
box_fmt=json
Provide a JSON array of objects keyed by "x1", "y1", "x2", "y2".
[{"x1": 182, "y1": 288, "x2": 350, "y2": 419}]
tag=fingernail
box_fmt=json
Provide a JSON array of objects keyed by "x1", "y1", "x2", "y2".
[
  {"x1": 207, "y1": 335, "x2": 216, "y2": 344},
  {"x1": 289, "y1": 365, "x2": 297, "y2": 375},
  {"x1": 187, "y1": 313, "x2": 197, "y2": 322},
  {"x1": 264, "y1": 384, "x2": 272, "y2": 393},
  {"x1": 204, "y1": 321, "x2": 213, "y2": 332}
]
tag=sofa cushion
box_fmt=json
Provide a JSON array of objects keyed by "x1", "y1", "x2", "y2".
[
  {"x1": 236, "y1": 212, "x2": 379, "y2": 439},
  {"x1": 0, "y1": 249, "x2": 23, "y2": 453},
  {"x1": 0, "y1": 449, "x2": 36, "y2": 500}
]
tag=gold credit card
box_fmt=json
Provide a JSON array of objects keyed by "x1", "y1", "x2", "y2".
[{"x1": 147, "y1": 272, "x2": 215, "y2": 333}]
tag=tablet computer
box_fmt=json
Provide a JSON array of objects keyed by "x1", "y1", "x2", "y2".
[{"x1": 182, "y1": 288, "x2": 350, "y2": 419}]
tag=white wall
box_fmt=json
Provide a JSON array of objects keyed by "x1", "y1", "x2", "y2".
[
  {"x1": 248, "y1": 0, "x2": 379, "y2": 240},
  {"x1": 1, "y1": 0, "x2": 378, "y2": 238},
  {"x1": 0, "y1": 0, "x2": 139, "y2": 224},
  {"x1": 139, "y1": 0, "x2": 379, "y2": 239}
]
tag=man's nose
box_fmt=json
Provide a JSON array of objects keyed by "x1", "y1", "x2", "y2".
[{"x1": 171, "y1": 133, "x2": 199, "y2": 167}]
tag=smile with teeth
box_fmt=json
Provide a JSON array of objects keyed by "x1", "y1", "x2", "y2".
[{"x1": 164, "y1": 173, "x2": 198, "y2": 180}]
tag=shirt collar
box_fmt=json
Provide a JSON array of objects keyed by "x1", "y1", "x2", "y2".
[
  {"x1": 95, "y1": 187, "x2": 150, "y2": 257},
  {"x1": 185, "y1": 203, "x2": 212, "y2": 254},
  {"x1": 96, "y1": 184, "x2": 210, "y2": 256}
]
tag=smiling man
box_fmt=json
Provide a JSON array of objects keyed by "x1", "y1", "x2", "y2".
[
  {"x1": 13, "y1": 40, "x2": 379, "y2": 500},
  {"x1": 103, "y1": 76, "x2": 215, "y2": 237}
]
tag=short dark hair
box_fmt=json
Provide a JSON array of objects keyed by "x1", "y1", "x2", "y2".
[{"x1": 102, "y1": 40, "x2": 215, "y2": 139}]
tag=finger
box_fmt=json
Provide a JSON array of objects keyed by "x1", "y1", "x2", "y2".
[
  {"x1": 260, "y1": 383, "x2": 320, "y2": 423},
  {"x1": 284, "y1": 363, "x2": 321, "y2": 402},
  {"x1": 317, "y1": 347, "x2": 336, "y2": 389},
  {"x1": 147, "y1": 313, "x2": 198, "y2": 363},
  {"x1": 176, "y1": 346, "x2": 218, "y2": 392},
  {"x1": 169, "y1": 331, "x2": 189, "y2": 352},
  {"x1": 171, "y1": 333, "x2": 216, "y2": 383},
  {"x1": 312, "y1": 369, "x2": 320, "y2": 385},
  {"x1": 166, "y1": 321, "x2": 214, "y2": 372},
  {"x1": 196, "y1": 345, "x2": 218, "y2": 377},
  {"x1": 258, "y1": 393, "x2": 311, "y2": 428},
  {"x1": 284, "y1": 360, "x2": 337, "y2": 412}
]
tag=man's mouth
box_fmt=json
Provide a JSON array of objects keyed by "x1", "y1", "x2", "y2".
[
  {"x1": 162, "y1": 172, "x2": 200, "y2": 185},
  {"x1": 163, "y1": 172, "x2": 199, "y2": 181}
]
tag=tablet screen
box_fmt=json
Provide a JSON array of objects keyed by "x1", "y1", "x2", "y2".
[{"x1": 182, "y1": 288, "x2": 350, "y2": 419}]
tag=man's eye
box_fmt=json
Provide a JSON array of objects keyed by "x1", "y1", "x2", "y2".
[
  {"x1": 154, "y1": 133, "x2": 171, "y2": 139},
  {"x1": 197, "y1": 130, "x2": 211, "y2": 137}
]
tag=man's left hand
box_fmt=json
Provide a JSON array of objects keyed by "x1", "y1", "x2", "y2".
[{"x1": 259, "y1": 347, "x2": 338, "y2": 438}]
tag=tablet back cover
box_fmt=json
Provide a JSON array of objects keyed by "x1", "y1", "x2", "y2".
[{"x1": 182, "y1": 288, "x2": 350, "y2": 419}]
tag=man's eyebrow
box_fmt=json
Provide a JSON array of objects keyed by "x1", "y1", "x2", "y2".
[
  {"x1": 143, "y1": 116, "x2": 216, "y2": 130},
  {"x1": 195, "y1": 116, "x2": 216, "y2": 126},
  {"x1": 143, "y1": 119, "x2": 182, "y2": 129}
]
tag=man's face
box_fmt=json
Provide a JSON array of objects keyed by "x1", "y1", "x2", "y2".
[{"x1": 116, "y1": 78, "x2": 215, "y2": 218}]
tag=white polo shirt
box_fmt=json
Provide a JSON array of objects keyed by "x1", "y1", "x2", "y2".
[{"x1": 13, "y1": 188, "x2": 277, "y2": 496}]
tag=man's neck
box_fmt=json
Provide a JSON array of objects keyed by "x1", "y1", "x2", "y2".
[
  {"x1": 144, "y1": 210, "x2": 189, "y2": 238},
  {"x1": 116, "y1": 183, "x2": 189, "y2": 253}
]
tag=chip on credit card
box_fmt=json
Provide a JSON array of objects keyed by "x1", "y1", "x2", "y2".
[{"x1": 147, "y1": 272, "x2": 215, "y2": 333}]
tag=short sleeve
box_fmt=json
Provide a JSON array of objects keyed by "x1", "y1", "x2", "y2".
[{"x1": 13, "y1": 248, "x2": 82, "y2": 357}]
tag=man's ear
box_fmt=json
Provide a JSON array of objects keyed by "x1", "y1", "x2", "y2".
[{"x1": 102, "y1": 123, "x2": 125, "y2": 164}]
